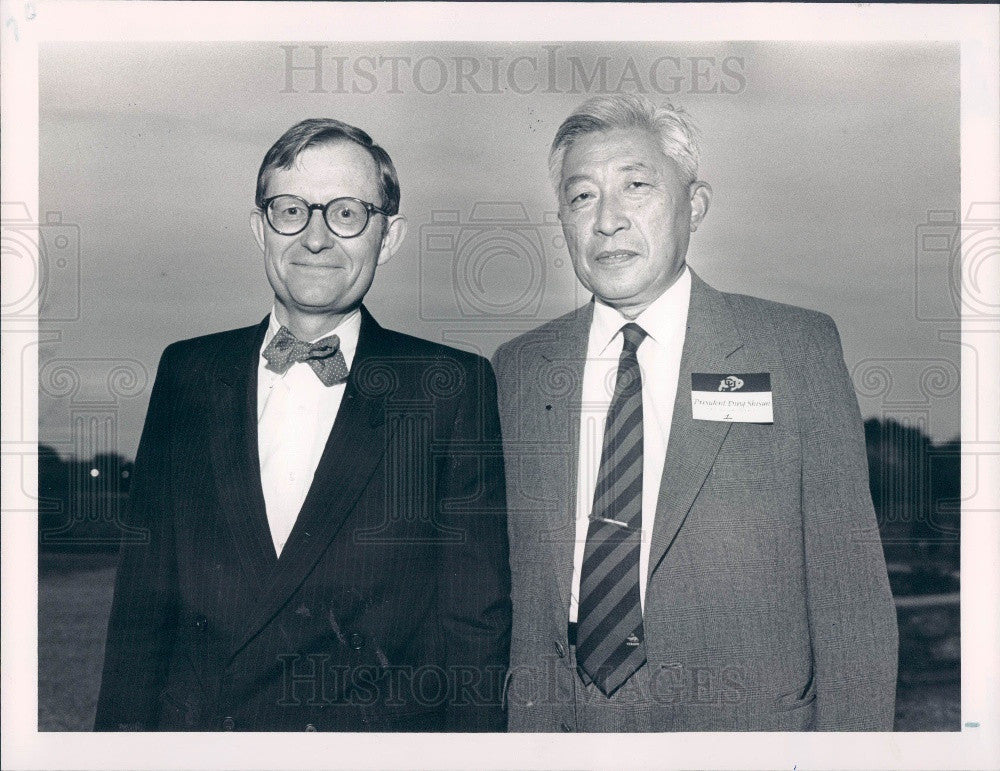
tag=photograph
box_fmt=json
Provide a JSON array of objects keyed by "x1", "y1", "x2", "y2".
[{"x1": 2, "y1": 3, "x2": 998, "y2": 770}]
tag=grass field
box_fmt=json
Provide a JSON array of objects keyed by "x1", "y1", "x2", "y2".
[
  {"x1": 38, "y1": 552, "x2": 959, "y2": 732},
  {"x1": 38, "y1": 553, "x2": 118, "y2": 731}
]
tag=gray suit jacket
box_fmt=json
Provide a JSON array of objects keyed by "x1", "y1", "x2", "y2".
[{"x1": 492, "y1": 271, "x2": 897, "y2": 731}]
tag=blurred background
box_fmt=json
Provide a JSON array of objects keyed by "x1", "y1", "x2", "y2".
[{"x1": 27, "y1": 40, "x2": 963, "y2": 730}]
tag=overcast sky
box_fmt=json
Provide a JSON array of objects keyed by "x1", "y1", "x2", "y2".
[{"x1": 37, "y1": 41, "x2": 960, "y2": 456}]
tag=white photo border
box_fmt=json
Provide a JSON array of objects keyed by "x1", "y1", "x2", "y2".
[{"x1": 2, "y1": 2, "x2": 998, "y2": 769}]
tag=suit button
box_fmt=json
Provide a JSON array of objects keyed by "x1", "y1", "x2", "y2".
[
  {"x1": 560, "y1": 721, "x2": 573, "y2": 732},
  {"x1": 222, "y1": 716, "x2": 235, "y2": 730},
  {"x1": 349, "y1": 633, "x2": 365, "y2": 650},
  {"x1": 554, "y1": 640, "x2": 566, "y2": 658},
  {"x1": 194, "y1": 615, "x2": 208, "y2": 631},
  {"x1": 305, "y1": 723, "x2": 317, "y2": 732}
]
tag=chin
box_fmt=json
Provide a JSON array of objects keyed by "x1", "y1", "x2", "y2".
[
  {"x1": 302, "y1": 300, "x2": 350, "y2": 312},
  {"x1": 290, "y1": 285, "x2": 345, "y2": 303},
  {"x1": 593, "y1": 280, "x2": 645, "y2": 302}
]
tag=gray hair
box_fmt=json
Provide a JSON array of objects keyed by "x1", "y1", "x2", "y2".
[{"x1": 548, "y1": 95, "x2": 702, "y2": 193}]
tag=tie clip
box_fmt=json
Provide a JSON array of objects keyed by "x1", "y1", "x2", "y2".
[{"x1": 591, "y1": 516, "x2": 630, "y2": 529}]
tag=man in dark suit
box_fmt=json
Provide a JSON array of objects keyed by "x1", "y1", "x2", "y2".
[
  {"x1": 95, "y1": 118, "x2": 511, "y2": 732},
  {"x1": 493, "y1": 95, "x2": 897, "y2": 731}
]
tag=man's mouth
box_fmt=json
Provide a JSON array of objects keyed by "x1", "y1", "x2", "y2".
[
  {"x1": 593, "y1": 249, "x2": 640, "y2": 264},
  {"x1": 291, "y1": 262, "x2": 343, "y2": 269}
]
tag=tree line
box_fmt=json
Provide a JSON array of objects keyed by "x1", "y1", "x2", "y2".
[{"x1": 37, "y1": 417, "x2": 961, "y2": 588}]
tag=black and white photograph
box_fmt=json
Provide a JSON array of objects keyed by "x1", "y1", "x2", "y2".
[{"x1": 2, "y1": 3, "x2": 998, "y2": 769}]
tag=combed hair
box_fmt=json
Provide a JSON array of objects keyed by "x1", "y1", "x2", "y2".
[
  {"x1": 255, "y1": 118, "x2": 400, "y2": 215},
  {"x1": 548, "y1": 95, "x2": 702, "y2": 193}
]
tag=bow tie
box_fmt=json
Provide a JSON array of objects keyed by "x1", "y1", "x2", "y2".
[{"x1": 261, "y1": 326, "x2": 350, "y2": 386}]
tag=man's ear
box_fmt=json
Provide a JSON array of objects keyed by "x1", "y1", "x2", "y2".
[
  {"x1": 689, "y1": 182, "x2": 712, "y2": 233},
  {"x1": 377, "y1": 215, "x2": 408, "y2": 266},
  {"x1": 250, "y1": 209, "x2": 266, "y2": 252}
]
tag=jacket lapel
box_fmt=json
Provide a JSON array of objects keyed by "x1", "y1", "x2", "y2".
[
  {"x1": 208, "y1": 318, "x2": 277, "y2": 590},
  {"x1": 232, "y1": 307, "x2": 391, "y2": 656},
  {"x1": 533, "y1": 303, "x2": 592, "y2": 627},
  {"x1": 646, "y1": 271, "x2": 748, "y2": 583}
]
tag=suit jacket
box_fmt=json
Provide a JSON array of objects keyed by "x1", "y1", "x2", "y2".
[
  {"x1": 95, "y1": 307, "x2": 511, "y2": 732},
  {"x1": 492, "y1": 271, "x2": 898, "y2": 731}
]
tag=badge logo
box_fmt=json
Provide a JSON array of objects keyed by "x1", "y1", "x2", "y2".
[{"x1": 692, "y1": 372, "x2": 774, "y2": 423}]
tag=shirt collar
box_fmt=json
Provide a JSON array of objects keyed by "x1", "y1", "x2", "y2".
[
  {"x1": 589, "y1": 265, "x2": 692, "y2": 356},
  {"x1": 261, "y1": 306, "x2": 363, "y2": 370}
]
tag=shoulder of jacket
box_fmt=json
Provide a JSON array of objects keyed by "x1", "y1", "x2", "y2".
[
  {"x1": 717, "y1": 289, "x2": 836, "y2": 346},
  {"x1": 723, "y1": 289, "x2": 831, "y2": 326},
  {"x1": 371, "y1": 326, "x2": 488, "y2": 372},
  {"x1": 161, "y1": 323, "x2": 261, "y2": 363},
  {"x1": 494, "y1": 305, "x2": 587, "y2": 360}
]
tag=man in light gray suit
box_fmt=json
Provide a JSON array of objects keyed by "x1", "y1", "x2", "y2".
[{"x1": 492, "y1": 95, "x2": 898, "y2": 732}]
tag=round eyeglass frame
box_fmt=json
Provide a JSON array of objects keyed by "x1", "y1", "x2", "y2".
[{"x1": 261, "y1": 194, "x2": 390, "y2": 238}]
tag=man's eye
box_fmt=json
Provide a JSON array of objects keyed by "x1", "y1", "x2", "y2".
[
  {"x1": 627, "y1": 181, "x2": 650, "y2": 190},
  {"x1": 569, "y1": 191, "x2": 593, "y2": 205}
]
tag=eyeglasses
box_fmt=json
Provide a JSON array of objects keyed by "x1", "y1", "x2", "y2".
[{"x1": 261, "y1": 195, "x2": 390, "y2": 238}]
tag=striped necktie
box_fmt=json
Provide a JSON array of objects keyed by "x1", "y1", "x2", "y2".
[{"x1": 576, "y1": 322, "x2": 648, "y2": 696}]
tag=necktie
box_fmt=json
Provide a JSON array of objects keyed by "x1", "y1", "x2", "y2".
[
  {"x1": 261, "y1": 326, "x2": 349, "y2": 386},
  {"x1": 576, "y1": 322, "x2": 648, "y2": 697}
]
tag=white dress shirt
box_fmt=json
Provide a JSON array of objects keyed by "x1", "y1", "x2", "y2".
[
  {"x1": 257, "y1": 308, "x2": 361, "y2": 557},
  {"x1": 569, "y1": 267, "x2": 691, "y2": 622}
]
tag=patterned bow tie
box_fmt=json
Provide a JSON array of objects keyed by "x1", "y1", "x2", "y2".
[{"x1": 261, "y1": 326, "x2": 349, "y2": 386}]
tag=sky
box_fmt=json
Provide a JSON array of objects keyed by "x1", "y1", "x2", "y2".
[{"x1": 36, "y1": 41, "x2": 961, "y2": 457}]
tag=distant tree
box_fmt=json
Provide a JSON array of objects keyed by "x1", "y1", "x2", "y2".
[
  {"x1": 925, "y1": 437, "x2": 960, "y2": 563},
  {"x1": 89, "y1": 452, "x2": 133, "y2": 492},
  {"x1": 38, "y1": 444, "x2": 69, "y2": 527},
  {"x1": 39, "y1": 447, "x2": 134, "y2": 551},
  {"x1": 864, "y1": 418, "x2": 959, "y2": 573}
]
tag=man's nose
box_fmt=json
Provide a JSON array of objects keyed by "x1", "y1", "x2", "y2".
[
  {"x1": 594, "y1": 195, "x2": 630, "y2": 236},
  {"x1": 301, "y1": 209, "x2": 336, "y2": 252}
]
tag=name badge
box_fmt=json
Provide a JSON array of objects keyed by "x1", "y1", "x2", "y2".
[{"x1": 691, "y1": 373, "x2": 773, "y2": 423}]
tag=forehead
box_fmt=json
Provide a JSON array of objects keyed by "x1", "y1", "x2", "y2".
[
  {"x1": 264, "y1": 140, "x2": 380, "y2": 200},
  {"x1": 561, "y1": 127, "x2": 674, "y2": 182}
]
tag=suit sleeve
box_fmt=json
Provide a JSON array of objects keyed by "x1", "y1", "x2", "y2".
[
  {"x1": 436, "y1": 356, "x2": 512, "y2": 732},
  {"x1": 94, "y1": 346, "x2": 180, "y2": 730},
  {"x1": 799, "y1": 315, "x2": 898, "y2": 730}
]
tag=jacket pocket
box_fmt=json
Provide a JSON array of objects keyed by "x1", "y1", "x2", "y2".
[
  {"x1": 776, "y1": 670, "x2": 816, "y2": 711},
  {"x1": 501, "y1": 668, "x2": 514, "y2": 710}
]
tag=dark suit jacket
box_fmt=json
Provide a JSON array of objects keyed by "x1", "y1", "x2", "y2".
[
  {"x1": 95, "y1": 307, "x2": 511, "y2": 732},
  {"x1": 492, "y1": 271, "x2": 898, "y2": 731}
]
